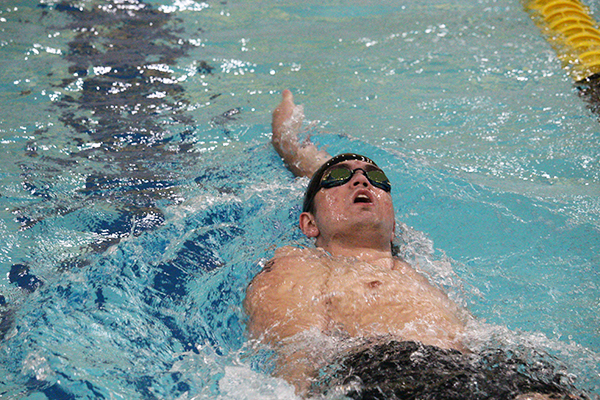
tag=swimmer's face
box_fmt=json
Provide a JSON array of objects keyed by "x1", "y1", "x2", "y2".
[{"x1": 300, "y1": 160, "x2": 395, "y2": 246}]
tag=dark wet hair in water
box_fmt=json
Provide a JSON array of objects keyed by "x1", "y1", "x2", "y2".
[{"x1": 302, "y1": 153, "x2": 379, "y2": 214}]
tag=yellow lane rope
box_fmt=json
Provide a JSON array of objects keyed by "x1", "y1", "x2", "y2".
[{"x1": 526, "y1": 0, "x2": 600, "y2": 81}]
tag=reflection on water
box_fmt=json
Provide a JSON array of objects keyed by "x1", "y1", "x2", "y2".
[
  {"x1": 0, "y1": 0, "x2": 252, "y2": 397},
  {"x1": 18, "y1": 0, "x2": 197, "y2": 251}
]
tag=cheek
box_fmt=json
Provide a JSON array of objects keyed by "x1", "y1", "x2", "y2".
[
  {"x1": 317, "y1": 191, "x2": 349, "y2": 222},
  {"x1": 374, "y1": 191, "x2": 393, "y2": 206},
  {"x1": 375, "y1": 192, "x2": 395, "y2": 217}
]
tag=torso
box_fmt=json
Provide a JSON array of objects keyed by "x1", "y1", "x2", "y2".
[{"x1": 245, "y1": 246, "x2": 468, "y2": 352}]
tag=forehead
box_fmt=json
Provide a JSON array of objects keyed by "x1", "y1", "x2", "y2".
[{"x1": 326, "y1": 159, "x2": 381, "y2": 172}]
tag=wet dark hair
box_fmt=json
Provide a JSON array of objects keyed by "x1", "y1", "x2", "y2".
[{"x1": 302, "y1": 153, "x2": 379, "y2": 214}]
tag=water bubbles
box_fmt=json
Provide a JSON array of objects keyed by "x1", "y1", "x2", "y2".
[
  {"x1": 93, "y1": 66, "x2": 112, "y2": 75},
  {"x1": 220, "y1": 58, "x2": 256, "y2": 75},
  {"x1": 219, "y1": 366, "x2": 299, "y2": 400},
  {"x1": 357, "y1": 37, "x2": 378, "y2": 47},
  {"x1": 159, "y1": 0, "x2": 210, "y2": 14},
  {"x1": 22, "y1": 352, "x2": 52, "y2": 381}
]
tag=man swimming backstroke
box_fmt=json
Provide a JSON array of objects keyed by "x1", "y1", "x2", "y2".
[{"x1": 244, "y1": 90, "x2": 582, "y2": 399}]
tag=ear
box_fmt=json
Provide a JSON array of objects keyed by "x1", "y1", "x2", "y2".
[{"x1": 299, "y1": 212, "x2": 320, "y2": 238}]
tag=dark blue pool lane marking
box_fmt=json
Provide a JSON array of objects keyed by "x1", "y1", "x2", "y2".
[
  {"x1": 152, "y1": 227, "x2": 245, "y2": 296},
  {"x1": 0, "y1": 295, "x2": 15, "y2": 342},
  {"x1": 22, "y1": 371, "x2": 108, "y2": 400},
  {"x1": 2, "y1": 1, "x2": 260, "y2": 398},
  {"x1": 9, "y1": 264, "x2": 44, "y2": 293},
  {"x1": 147, "y1": 224, "x2": 246, "y2": 354},
  {"x1": 12, "y1": 0, "x2": 250, "y2": 261},
  {"x1": 14, "y1": 0, "x2": 225, "y2": 255}
]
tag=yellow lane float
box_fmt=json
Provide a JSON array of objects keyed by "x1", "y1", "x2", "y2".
[{"x1": 526, "y1": 0, "x2": 600, "y2": 81}]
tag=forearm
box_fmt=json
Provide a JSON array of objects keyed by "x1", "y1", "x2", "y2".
[
  {"x1": 271, "y1": 90, "x2": 330, "y2": 178},
  {"x1": 276, "y1": 141, "x2": 329, "y2": 178}
]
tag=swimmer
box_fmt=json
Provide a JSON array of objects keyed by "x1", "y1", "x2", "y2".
[{"x1": 244, "y1": 90, "x2": 582, "y2": 399}]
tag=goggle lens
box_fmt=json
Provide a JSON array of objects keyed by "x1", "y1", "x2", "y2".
[{"x1": 320, "y1": 167, "x2": 391, "y2": 192}]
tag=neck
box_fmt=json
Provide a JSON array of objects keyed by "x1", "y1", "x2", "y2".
[{"x1": 316, "y1": 235, "x2": 393, "y2": 264}]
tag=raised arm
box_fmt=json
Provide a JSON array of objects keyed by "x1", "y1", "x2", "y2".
[{"x1": 271, "y1": 90, "x2": 331, "y2": 177}]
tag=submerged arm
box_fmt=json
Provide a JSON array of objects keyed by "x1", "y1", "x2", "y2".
[
  {"x1": 271, "y1": 89, "x2": 331, "y2": 177},
  {"x1": 244, "y1": 252, "x2": 329, "y2": 394}
]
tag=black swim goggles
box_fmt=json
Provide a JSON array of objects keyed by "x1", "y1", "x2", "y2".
[{"x1": 320, "y1": 166, "x2": 391, "y2": 192}]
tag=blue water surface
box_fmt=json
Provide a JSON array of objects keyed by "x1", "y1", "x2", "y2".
[{"x1": 0, "y1": 0, "x2": 598, "y2": 398}]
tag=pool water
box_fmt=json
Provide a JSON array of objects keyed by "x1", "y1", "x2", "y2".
[{"x1": 0, "y1": 0, "x2": 598, "y2": 398}]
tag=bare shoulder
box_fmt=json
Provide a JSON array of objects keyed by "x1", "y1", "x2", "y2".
[
  {"x1": 244, "y1": 246, "x2": 326, "y2": 310},
  {"x1": 391, "y1": 256, "x2": 430, "y2": 286},
  {"x1": 244, "y1": 245, "x2": 329, "y2": 340},
  {"x1": 392, "y1": 257, "x2": 442, "y2": 287},
  {"x1": 273, "y1": 244, "x2": 321, "y2": 260},
  {"x1": 392, "y1": 257, "x2": 467, "y2": 316},
  {"x1": 252, "y1": 246, "x2": 323, "y2": 278},
  {"x1": 273, "y1": 245, "x2": 327, "y2": 265}
]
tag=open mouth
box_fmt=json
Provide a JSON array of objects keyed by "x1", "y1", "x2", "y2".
[{"x1": 354, "y1": 193, "x2": 373, "y2": 204}]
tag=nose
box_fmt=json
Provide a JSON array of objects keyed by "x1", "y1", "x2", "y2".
[{"x1": 350, "y1": 169, "x2": 370, "y2": 187}]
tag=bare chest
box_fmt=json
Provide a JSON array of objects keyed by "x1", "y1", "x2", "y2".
[
  {"x1": 305, "y1": 258, "x2": 461, "y2": 340},
  {"x1": 320, "y1": 260, "x2": 425, "y2": 312}
]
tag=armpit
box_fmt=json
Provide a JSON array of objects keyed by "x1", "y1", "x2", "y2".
[{"x1": 262, "y1": 259, "x2": 275, "y2": 273}]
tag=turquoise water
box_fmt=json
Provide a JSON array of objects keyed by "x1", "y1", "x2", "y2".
[{"x1": 0, "y1": 0, "x2": 598, "y2": 398}]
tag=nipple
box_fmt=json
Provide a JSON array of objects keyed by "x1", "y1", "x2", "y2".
[{"x1": 367, "y1": 280, "x2": 382, "y2": 289}]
